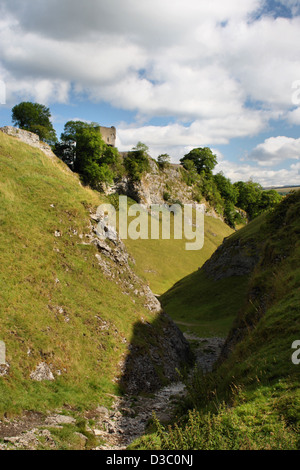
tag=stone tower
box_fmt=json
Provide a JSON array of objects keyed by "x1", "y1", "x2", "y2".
[{"x1": 97, "y1": 126, "x2": 116, "y2": 147}]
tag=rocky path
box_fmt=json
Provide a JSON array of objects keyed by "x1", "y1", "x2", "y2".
[
  {"x1": 0, "y1": 335, "x2": 225, "y2": 450},
  {"x1": 93, "y1": 334, "x2": 225, "y2": 450}
]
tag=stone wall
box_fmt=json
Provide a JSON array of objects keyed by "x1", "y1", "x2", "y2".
[
  {"x1": 0, "y1": 126, "x2": 56, "y2": 159},
  {"x1": 98, "y1": 126, "x2": 116, "y2": 147}
]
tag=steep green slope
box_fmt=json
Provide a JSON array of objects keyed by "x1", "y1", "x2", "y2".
[
  {"x1": 161, "y1": 215, "x2": 266, "y2": 337},
  {"x1": 0, "y1": 132, "x2": 189, "y2": 417},
  {"x1": 134, "y1": 191, "x2": 300, "y2": 450},
  {"x1": 124, "y1": 214, "x2": 233, "y2": 295},
  {"x1": 161, "y1": 270, "x2": 250, "y2": 337}
]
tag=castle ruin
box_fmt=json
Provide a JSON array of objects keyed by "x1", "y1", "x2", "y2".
[{"x1": 96, "y1": 126, "x2": 116, "y2": 147}]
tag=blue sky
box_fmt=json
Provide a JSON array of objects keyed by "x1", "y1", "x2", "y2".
[{"x1": 0, "y1": 0, "x2": 300, "y2": 187}]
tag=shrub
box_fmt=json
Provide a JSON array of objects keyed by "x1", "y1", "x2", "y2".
[{"x1": 124, "y1": 148, "x2": 150, "y2": 182}]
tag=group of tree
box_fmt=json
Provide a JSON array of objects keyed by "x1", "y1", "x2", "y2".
[
  {"x1": 179, "y1": 147, "x2": 282, "y2": 227},
  {"x1": 11, "y1": 101, "x2": 282, "y2": 225}
]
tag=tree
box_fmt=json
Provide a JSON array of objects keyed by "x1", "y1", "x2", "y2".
[
  {"x1": 124, "y1": 142, "x2": 151, "y2": 181},
  {"x1": 55, "y1": 120, "x2": 99, "y2": 169},
  {"x1": 233, "y1": 180, "x2": 263, "y2": 219},
  {"x1": 214, "y1": 172, "x2": 239, "y2": 205},
  {"x1": 180, "y1": 147, "x2": 217, "y2": 176},
  {"x1": 74, "y1": 127, "x2": 113, "y2": 188},
  {"x1": 12, "y1": 102, "x2": 57, "y2": 145},
  {"x1": 132, "y1": 142, "x2": 149, "y2": 154},
  {"x1": 157, "y1": 154, "x2": 171, "y2": 170},
  {"x1": 180, "y1": 159, "x2": 199, "y2": 186},
  {"x1": 259, "y1": 189, "x2": 282, "y2": 211},
  {"x1": 60, "y1": 120, "x2": 98, "y2": 144},
  {"x1": 55, "y1": 121, "x2": 123, "y2": 187}
]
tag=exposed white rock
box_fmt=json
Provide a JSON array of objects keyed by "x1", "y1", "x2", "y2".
[
  {"x1": 45, "y1": 415, "x2": 76, "y2": 426},
  {"x1": 30, "y1": 363, "x2": 55, "y2": 382}
]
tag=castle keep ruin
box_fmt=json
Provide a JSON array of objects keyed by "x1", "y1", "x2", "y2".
[{"x1": 97, "y1": 126, "x2": 116, "y2": 147}]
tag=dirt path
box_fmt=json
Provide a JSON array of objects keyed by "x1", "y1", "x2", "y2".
[
  {"x1": 93, "y1": 334, "x2": 225, "y2": 450},
  {"x1": 0, "y1": 335, "x2": 225, "y2": 450}
]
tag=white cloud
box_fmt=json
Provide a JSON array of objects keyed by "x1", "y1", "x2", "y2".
[
  {"x1": 1, "y1": 0, "x2": 300, "y2": 120},
  {"x1": 248, "y1": 136, "x2": 300, "y2": 166},
  {"x1": 1, "y1": 0, "x2": 300, "y2": 188},
  {"x1": 215, "y1": 158, "x2": 300, "y2": 187},
  {"x1": 287, "y1": 106, "x2": 300, "y2": 125},
  {"x1": 117, "y1": 112, "x2": 268, "y2": 158}
]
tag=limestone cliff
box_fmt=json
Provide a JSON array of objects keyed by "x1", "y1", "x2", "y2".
[
  {"x1": 106, "y1": 159, "x2": 223, "y2": 221},
  {"x1": 0, "y1": 126, "x2": 57, "y2": 159}
]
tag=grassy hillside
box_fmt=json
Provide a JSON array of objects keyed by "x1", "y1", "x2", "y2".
[
  {"x1": 161, "y1": 271, "x2": 249, "y2": 337},
  {"x1": 124, "y1": 214, "x2": 233, "y2": 295},
  {"x1": 0, "y1": 132, "x2": 186, "y2": 417},
  {"x1": 161, "y1": 213, "x2": 266, "y2": 337},
  {"x1": 133, "y1": 191, "x2": 300, "y2": 450}
]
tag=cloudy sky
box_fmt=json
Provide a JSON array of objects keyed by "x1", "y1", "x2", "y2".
[{"x1": 0, "y1": 0, "x2": 300, "y2": 186}]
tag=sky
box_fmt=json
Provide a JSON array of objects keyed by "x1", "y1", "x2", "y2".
[{"x1": 0, "y1": 0, "x2": 300, "y2": 187}]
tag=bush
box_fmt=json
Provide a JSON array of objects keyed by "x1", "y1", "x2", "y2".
[
  {"x1": 124, "y1": 148, "x2": 150, "y2": 182},
  {"x1": 157, "y1": 154, "x2": 171, "y2": 170}
]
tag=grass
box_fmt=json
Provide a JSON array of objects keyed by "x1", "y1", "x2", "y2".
[
  {"x1": 0, "y1": 132, "x2": 176, "y2": 416},
  {"x1": 160, "y1": 211, "x2": 268, "y2": 338},
  {"x1": 161, "y1": 270, "x2": 249, "y2": 337},
  {"x1": 124, "y1": 211, "x2": 233, "y2": 295}
]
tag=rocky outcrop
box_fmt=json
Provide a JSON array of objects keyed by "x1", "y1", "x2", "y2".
[
  {"x1": 0, "y1": 363, "x2": 10, "y2": 377},
  {"x1": 200, "y1": 234, "x2": 262, "y2": 363},
  {"x1": 87, "y1": 209, "x2": 191, "y2": 393},
  {"x1": 120, "y1": 314, "x2": 192, "y2": 395},
  {"x1": 30, "y1": 363, "x2": 55, "y2": 382},
  {"x1": 0, "y1": 126, "x2": 56, "y2": 159},
  {"x1": 105, "y1": 159, "x2": 223, "y2": 221},
  {"x1": 88, "y1": 209, "x2": 161, "y2": 314},
  {"x1": 203, "y1": 237, "x2": 259, "y2": 280}
]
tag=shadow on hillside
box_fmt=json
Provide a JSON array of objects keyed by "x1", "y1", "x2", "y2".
[
  {"x1": 100, "y1": 312, "x2": 192, "y2": 448},
  {"x1": 119, "y1": 312, "x2": 192, "y2": 396}
]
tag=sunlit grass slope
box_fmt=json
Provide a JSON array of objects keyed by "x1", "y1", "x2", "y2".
[
  {"x1": 161, "y1": 214, "x2": 267, "y2": 338},
  {"x1": 0, "y1": 132, "x2": 169, "y2": 416},
  {"x1": 124, "y1": 213, "x2": 233, "y2": 295},
  {"x1": 161, "y1": 271, "x2": 249, "y2": 337}
]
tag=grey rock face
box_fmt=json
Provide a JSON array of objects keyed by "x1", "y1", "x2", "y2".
[
  {"x1": 120, "y1": 314, "x2": 192, "y2": 395},
  {"x1": 45, "y1": 415, "x2": 76, "y2": 426},
  {"x1": 204, "y1": 238, "x2": 259, "y2": 280},
  {"x1": 0, "y1": 363, "x2": 10, "y2": 377}
]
